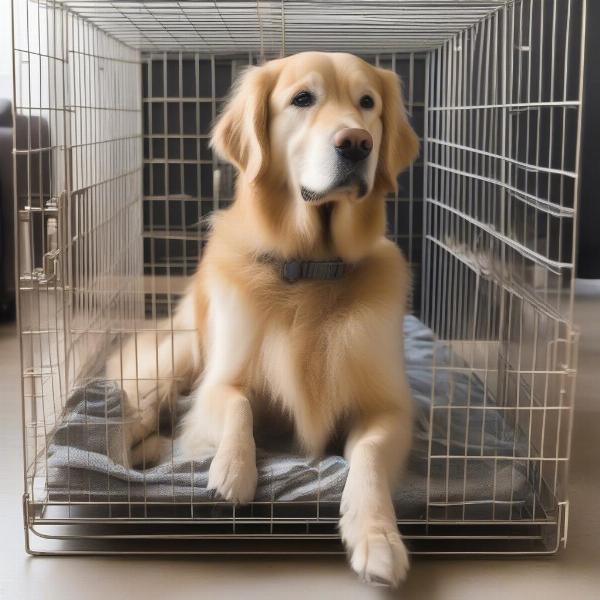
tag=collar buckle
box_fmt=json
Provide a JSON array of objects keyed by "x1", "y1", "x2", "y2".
[{"x1": 281, "y1": 260, "x2": 302, "y2": 283}]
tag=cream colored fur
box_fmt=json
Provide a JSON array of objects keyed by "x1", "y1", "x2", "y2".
[{"x1": 107, "y1": 51, "x2": 419, "y2": 587}]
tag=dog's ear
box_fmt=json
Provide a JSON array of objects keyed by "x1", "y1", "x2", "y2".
[
  {"x1": 211, "y1": 65, "x2": 274, "y2": 182},
  {"x1": 375, "y1": 68, "x2": 420, "y2": 193}
]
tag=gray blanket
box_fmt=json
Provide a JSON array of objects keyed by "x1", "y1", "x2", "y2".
[{"x1": 47, "y1": 316, "x2": 535, "y2": 519}]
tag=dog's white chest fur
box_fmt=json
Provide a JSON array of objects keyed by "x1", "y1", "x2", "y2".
[
  {"x1": 258, "y1": 325, "x2": 332, "y2": 453},
  {"x1": 260, "y1": 327, "x2": 300, "y2": 414}
]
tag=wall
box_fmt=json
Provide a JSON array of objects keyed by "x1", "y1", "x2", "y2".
[
  {"x1": 578, "y1": 1, "x2": 600, "y2": 278},
  {"x1": 0, "y1": 2, "x2": 12, "y2": 100}
]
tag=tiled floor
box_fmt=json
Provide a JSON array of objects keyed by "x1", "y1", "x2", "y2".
[{"x1": 0, "y1": 282, "x2": 598, "y2": 600}]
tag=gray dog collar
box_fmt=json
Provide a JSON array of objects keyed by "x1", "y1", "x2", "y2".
[{"x1": 258, "y1": 255, "x2": 355, "y2": 283}]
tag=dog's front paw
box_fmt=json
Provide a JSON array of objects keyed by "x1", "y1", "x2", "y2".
[
  {"x1": 347, "y1": 526, "x2": 409, "y2": 587},
  {"x1": 339, "y1": 511, "x2": 409, "y2": 588},
  {"x1": 208, "y1": 440, "x2": 258, "y2": 505}
]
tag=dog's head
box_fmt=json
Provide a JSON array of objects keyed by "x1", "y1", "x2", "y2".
[{"x1": 211, "y1": 52, "x2": 419, "y2": 205}]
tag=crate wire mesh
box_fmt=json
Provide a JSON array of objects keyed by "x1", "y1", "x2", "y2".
[{"x1": 12, "y1": 0, "x2": 584, "y2": 554}]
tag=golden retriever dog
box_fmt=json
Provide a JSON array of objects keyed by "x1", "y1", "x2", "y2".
[{"x1": 107, "y1": 51, "x2": 419, "y2": 587}]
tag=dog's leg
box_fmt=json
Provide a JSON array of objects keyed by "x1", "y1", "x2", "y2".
[
  {"x1": 340, "y1": 406, "x2": 412, "y2": 588},
  {"x1": 182, "y1": 383, "x2": 257, "y2": 504},
  {"x1": 179, "y1": 279, "x2": 259, "y2": 505}
]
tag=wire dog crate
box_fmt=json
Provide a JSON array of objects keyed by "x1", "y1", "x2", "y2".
[{"x1": 12, "y1": 0, "x2": 585, "y2": 555}]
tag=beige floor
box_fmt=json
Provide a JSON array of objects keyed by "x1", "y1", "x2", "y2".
[{"x1": 0, "y1": 282, "x2": 598, "y2": 600}]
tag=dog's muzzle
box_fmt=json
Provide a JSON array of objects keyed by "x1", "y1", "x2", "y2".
[{"x1": 301, "y1": 171, "x2": 368, "y2": 203}]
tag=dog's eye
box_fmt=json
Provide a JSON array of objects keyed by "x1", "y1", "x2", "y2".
[
  {"x1": 359, "y1": 95, "x2": 375, "y2": 109},
  {"x1": 291, "y1": 91, "x2": 316, "y2": 108}
]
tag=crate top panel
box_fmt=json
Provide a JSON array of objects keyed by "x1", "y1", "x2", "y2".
[{"x1": 54, "y1": 1, "x2": 510, "y2": 54}]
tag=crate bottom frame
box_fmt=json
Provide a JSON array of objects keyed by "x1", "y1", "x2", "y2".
[{"x1": 23, "y1": 495, "x2": 567, "y2": 557}]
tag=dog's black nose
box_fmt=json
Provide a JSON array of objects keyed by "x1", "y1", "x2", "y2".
[{"x1": 334, "y1": 128, "x2": 373, "y2": 162}]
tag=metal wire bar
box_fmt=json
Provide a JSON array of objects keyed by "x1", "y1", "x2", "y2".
[
  {"x1": 422, "y1": 0, "x2": 583, "y2": 528},
  {"x1": 54, "y1": 1, "x2": 513, "y2": 54}
]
